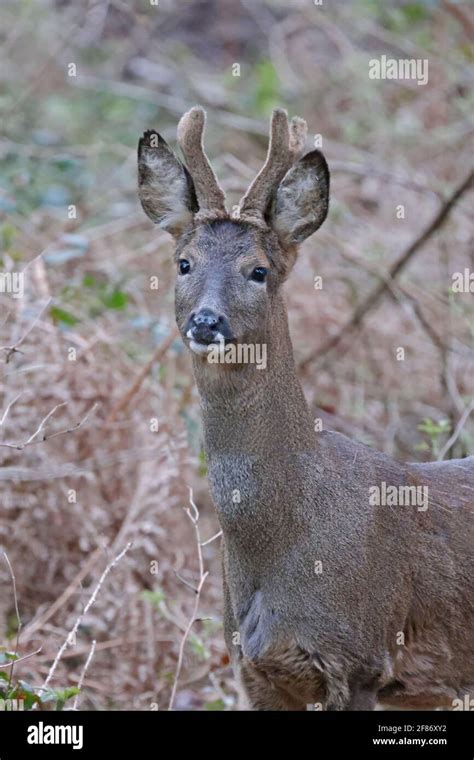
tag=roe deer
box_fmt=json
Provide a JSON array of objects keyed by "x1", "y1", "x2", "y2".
[{"x1": 138, "y1": 107, "x2": 474, "y2": 710}]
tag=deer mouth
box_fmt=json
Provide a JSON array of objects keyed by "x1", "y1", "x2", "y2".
[{"x1": 186, "y1": 330, "x2": 235, "y2": 357}]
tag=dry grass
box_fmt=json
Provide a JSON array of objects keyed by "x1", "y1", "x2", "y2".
[{"x1": 0, "y1": 0, "x2": 472, "y2": 710}]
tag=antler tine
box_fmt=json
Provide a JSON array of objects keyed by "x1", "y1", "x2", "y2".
[
  {"x1": 237, "y1": 109, "x2": 307, "y2": 221},
  {"x1": 289, "y1": 116, "x2": 308, "y2": 162},
  {"x1": 177, "y1": 106, "x2": 227, "y2": 215}
]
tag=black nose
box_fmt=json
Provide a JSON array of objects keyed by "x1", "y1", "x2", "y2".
[{"x1": 190, "y1": 309, "x2": 221, "y2": 344}]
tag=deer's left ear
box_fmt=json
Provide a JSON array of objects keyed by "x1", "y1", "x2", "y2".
[
  {"x1": 138, "y1": 129, "x2": 198, "y2": 237},
  {"x1": 268, "y1": 150, "x2": 329, "y2": 247}
]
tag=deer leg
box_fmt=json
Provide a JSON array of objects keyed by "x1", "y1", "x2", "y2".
[
  {"x1": 222, "y1": 574, "x2": 252, "y2": 710},
  {"x1": 222, "y1": 563, "x2": 306, "y2": 710},
  {"x1": 346, "y1": 687, "x2": 378, "y2": 711},
  {"x1": 324, "y1": 686, "x2": 377, "y2": 711},
  {"x1": 239, "y1": 662, "x2": 307, "y2": 711},
  {"x1": 340, "y1": 669, "x2": 382, "y2": 711}
]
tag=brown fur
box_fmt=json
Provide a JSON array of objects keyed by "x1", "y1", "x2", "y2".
[{"x1": 138, "y1": 107, "x2": 474, "y2": 711}]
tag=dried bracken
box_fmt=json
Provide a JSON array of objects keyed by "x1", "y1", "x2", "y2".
[{"x1": 0, "y1": 0, "x2": 472, "y2": 711}]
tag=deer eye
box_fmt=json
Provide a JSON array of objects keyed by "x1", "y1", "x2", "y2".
[
  {"x1": 178, "y1": 259, "x2": 191, "y2": 275},
  {"x1": 250, "y1": 266, "x2": 267, "y2": 283}
]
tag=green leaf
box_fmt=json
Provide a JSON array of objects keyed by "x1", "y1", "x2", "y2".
[
  {"x1": 189, "y1": 634, "x2": 209, "y2": 661},
  {"x1": 101, "y1": 289, "x2": 128, "y2": 310},
  {"x1": 414, "y1": 442, "x2": 430, "y2": 452},
  {"x1": 0, "y1": 223, "x2": 17, "y2": 251},
  {"x1": 82, "y1": 273, "x2": 96, "y2": 288},
  {"x1": 53, "y1": 686, "x2": 80, "y2": 710},
  {"x1": 253, "y1": 60, "x2": 280, "y2": 115},
  {"x1": 198, "y1": 449, "x2": 208, "y2": 477},
  {"x1": 50, "y1": 306, "x2": 79, "y2": 326},
  {"x1": 400, "y1": 2, "x2": 428, "y2": 24},
  {"x1": 205, "y1": 698, "x2": 225, "y2": 711},
  {"x1": 142, "y1": 589, "x2": 166, "y2": 608},
  {"x1": 38, "y1": 687, "x2": 57, "y2": 704},
  {"x1": 0, "y1": 651, "x2": 18, "y2": 664},
  {"x1": 22, "y1": 693, "x2": 41, "y2": 710}
]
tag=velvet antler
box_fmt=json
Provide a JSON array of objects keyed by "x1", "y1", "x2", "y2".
[
  {"x1": 177, "y1": 106, "x2": 227, "y2": 218},
  {"x1": 236, "y1": 109, "x2": 308, "y2": 226}
]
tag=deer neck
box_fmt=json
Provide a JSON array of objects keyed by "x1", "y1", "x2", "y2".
[{"x1": 191, "y1": 294, "x2": 314, "y2": 461}]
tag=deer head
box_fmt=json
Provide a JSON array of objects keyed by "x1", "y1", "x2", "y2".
[{"x1": 138, "y1": 107, "x2": 329, "y2": 360}]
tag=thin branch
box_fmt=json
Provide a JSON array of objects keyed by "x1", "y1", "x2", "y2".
[
  {"x1": 0, "y1": 393, "x2": 24, "y2": 427},
  {"x1": 36, "y1": 635, "x2": 175, "y2": 662},
  {"x1": 75, "y1": 332, "x2": 177, "y2": 463},
  {"x1": 37, "y1": 543, "x2": 132, "y2": 698},
  {"x1": 0, "y1": 648, "x2": 42, "y2": 670},
  {"x1": 437, "y1": 400, "x2": 474, "y2": 461},
  {"x1": 0, "y1": 298, "x2": 51, "y2": 363},
  {"x1": 0, "y1": 403, "x2": 98, "y2": 450},
  {"x1": 2, "y1": 552, "x2": 22, "y2": 688},
  {"x1": 25, "y1": 402, "x2": 67, "y2": 445},
  {"x1": 0, "y1": 445, "x2": 166, "y2": 481},
  {"x1": 300, "y1": 168, "x2": 474, "y2": 369},
  {"x1": 174, "y1": 570, "x2": 199, "y2": 595},
  {"x1": 22, "y1": 547, "x2": 104, "y2": 641},
  {"x1": 201, "y1": 530, "x2": 223, "y2": 547},
  {"x1": 104, "y1": 331, "x2": 177, "y2": 426},
  {"x1": 168, "y1": 489, "x2": 209, "y2": 710},
  {"x1": 72, "y1": 640, "x2": 96, "y2": 711}
]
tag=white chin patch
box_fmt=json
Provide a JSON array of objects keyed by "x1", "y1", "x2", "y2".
[{"x1": 189, "y1": 340, "x2": 212, "y2": 356}]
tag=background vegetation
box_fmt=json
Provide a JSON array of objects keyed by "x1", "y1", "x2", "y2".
[{"x1": 0, "y1": 0, "x2": 473, "y2": 710}]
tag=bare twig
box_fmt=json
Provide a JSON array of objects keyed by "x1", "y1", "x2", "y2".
[
  {"x1": 0, "y1": 648, "x2": 42, "y2": 670},
  {"x1": 0, "y1": 298, "x2": 51, "y2": 363},
  {"x1": 168, "y1": 489, "x2": 209, "y2": 710},
  {"x1": 36, "y1": 635, "x2": 175, "y2": 662},
  {"x1": 22, "y1": 547, "x2": 104, "y2": 641},
  {"x1": 0, "y1": 403, "x2": 98, "y2": 450},
  {"x1": 0, "y1": 445, "x2": 167, "y2": 481},
  {"x1": 72, "y1": 640, "x2": 97, "y2": 710},
  {"x1": 37, "y1": 543, "x2": 132, "y2": 698},
  {"x1": 2, "y1": 552, "x2": 22, "y2": 688},
  {"x1": 201, "y1": 530, "x2": 223, "y2": 547},
  {"x1": 300, "y1": 168, "x2": 474, "y2": 369},
  {"x1": 437, "y1": 400, "x2": 474, "y2": 461},
  {"x1": 105, "y1": 331, "x2": 177, "y2": 426},
  {"x1": 174, "y1": 570, "x2": 199, "y2": 595},
  {"x1": 0, "y1": 393, "x2": 24, "y2": 427}
]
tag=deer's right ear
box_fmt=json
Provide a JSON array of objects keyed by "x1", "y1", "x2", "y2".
[
  {"x1": 138, "y1": 130, "x2": 198, "y2": 237},
  {"x1": 269, "y1": 150, "x2": 330, "y2": 247}
]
